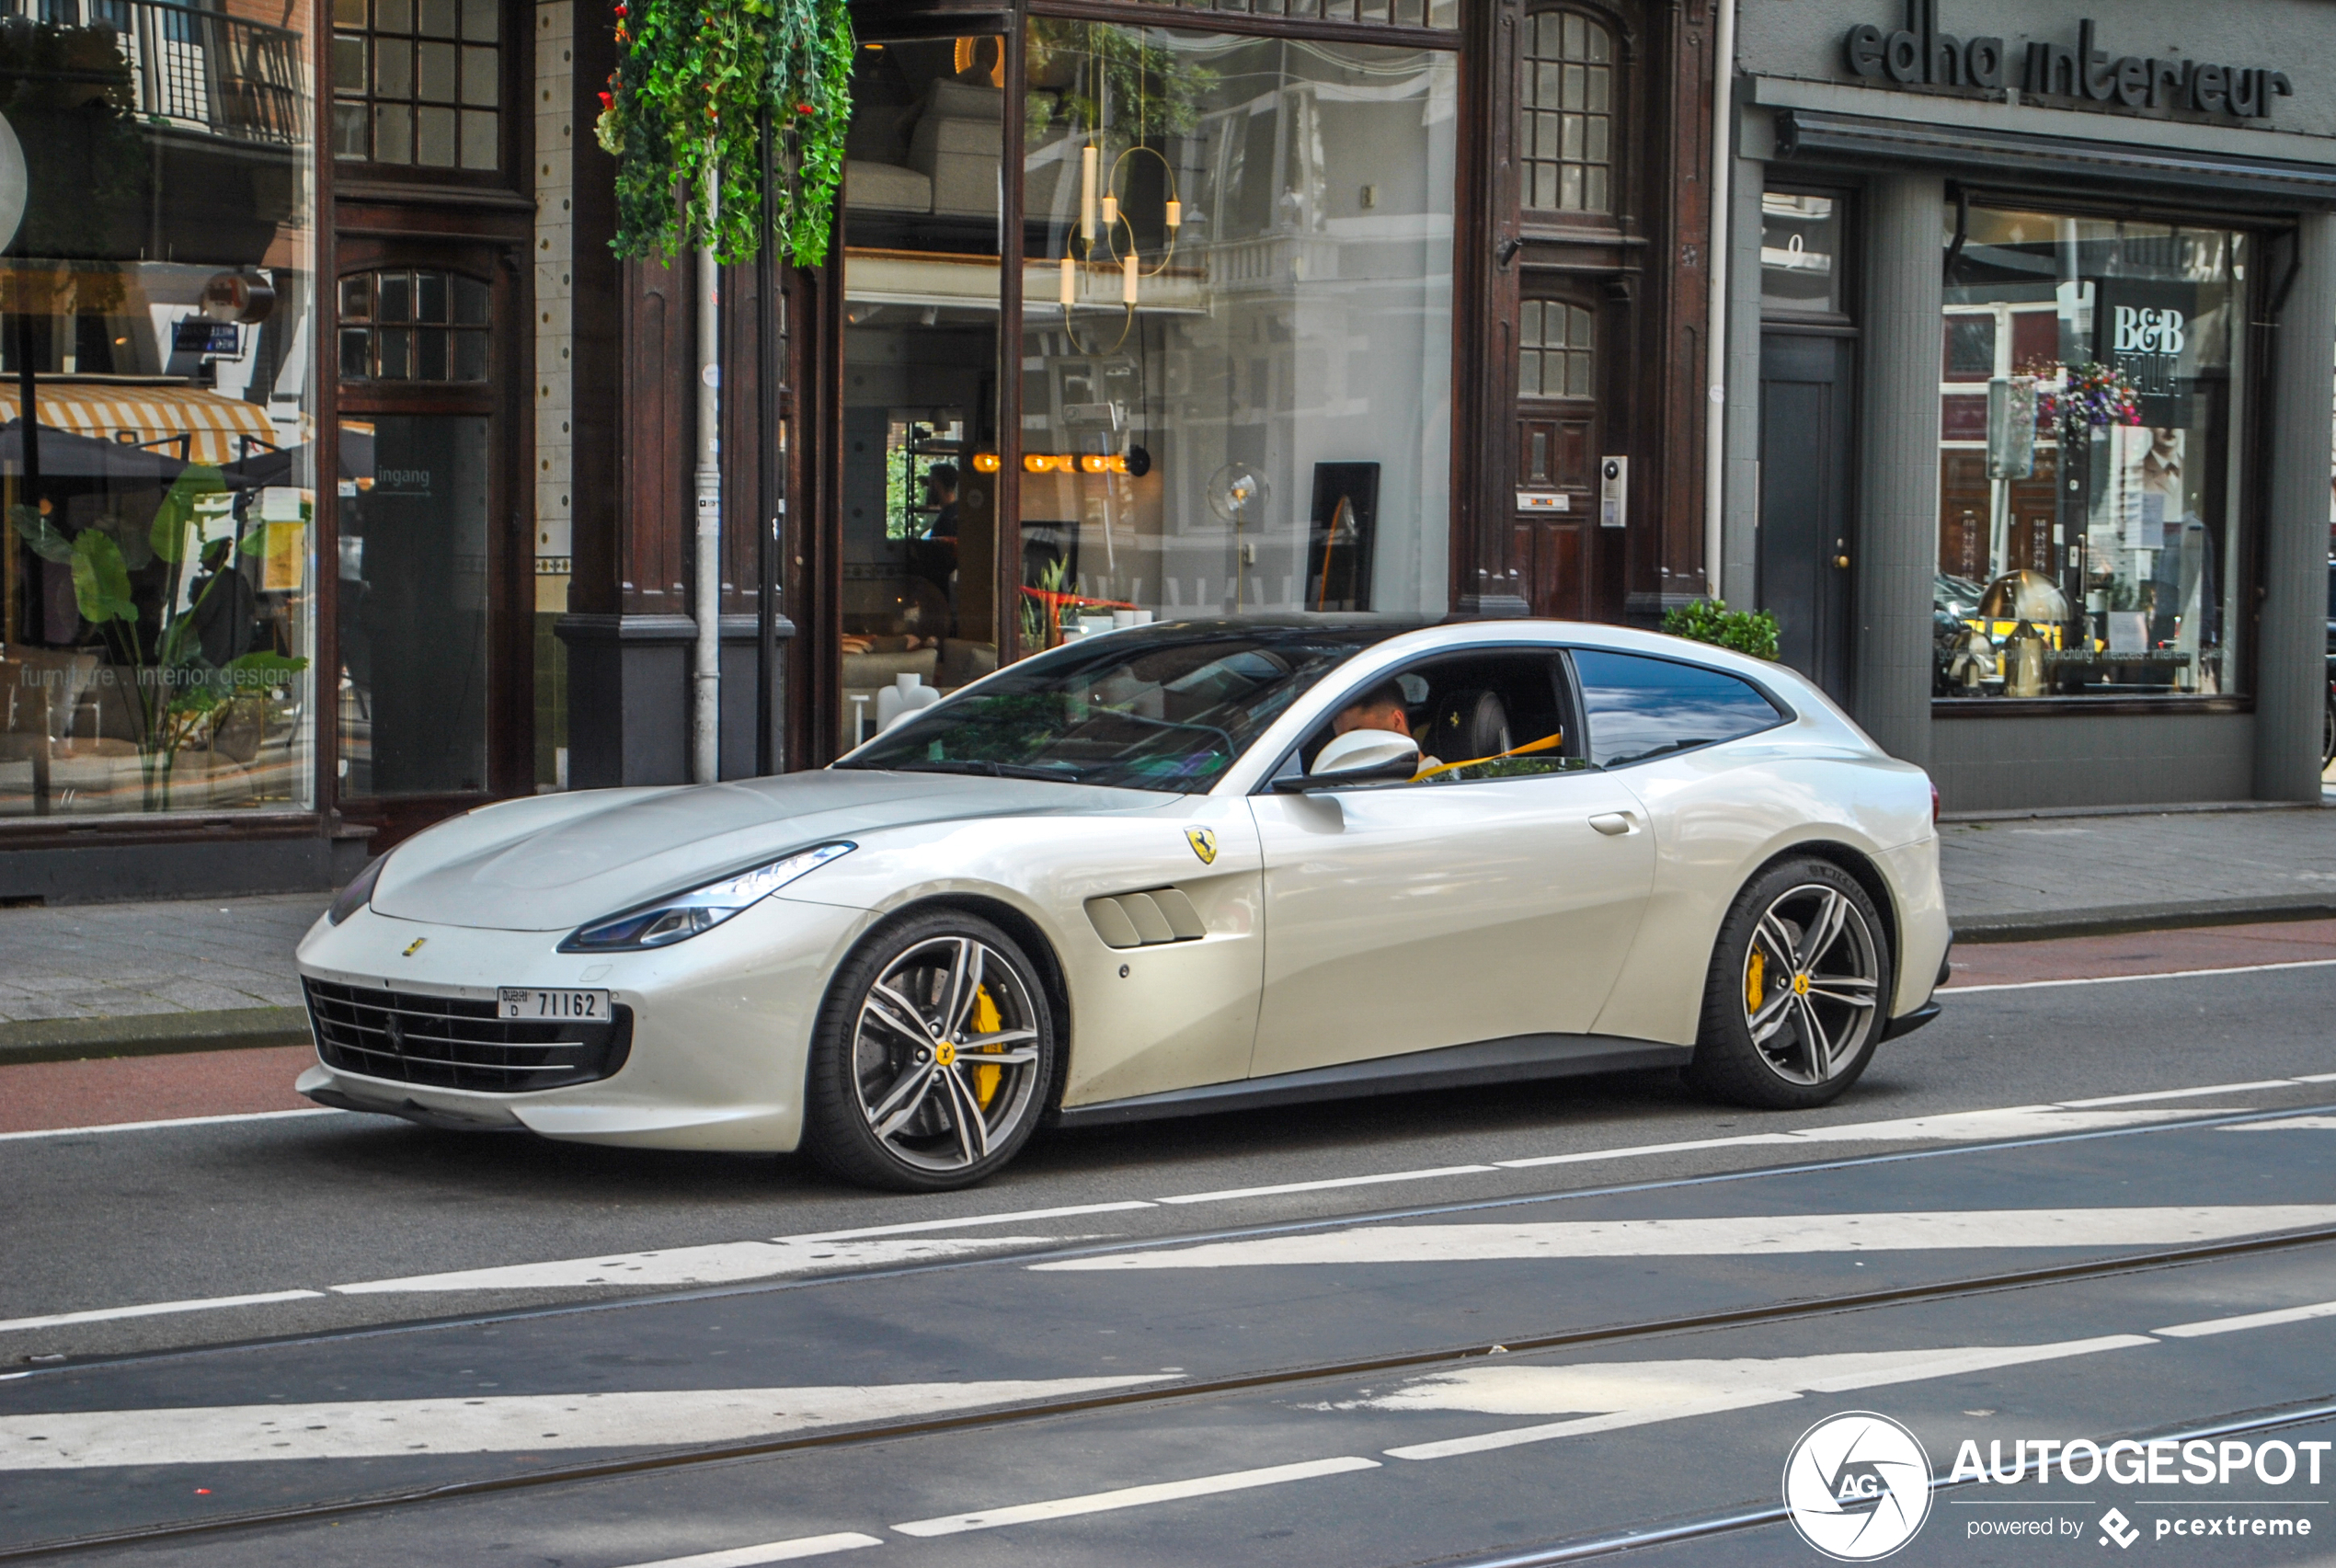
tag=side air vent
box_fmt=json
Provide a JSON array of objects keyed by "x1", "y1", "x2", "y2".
[{"x1": 1084, "y1": 887, "x2": 1208, "y2": 949}]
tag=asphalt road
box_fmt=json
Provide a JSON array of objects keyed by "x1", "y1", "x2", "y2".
[{"x1": 3, "y1": 934, "x2": 2334, "y2": 1565}]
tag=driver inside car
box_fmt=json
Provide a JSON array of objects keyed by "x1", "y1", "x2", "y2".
[{"x1": 1332, "y1": 681, "x2": 1442, "y2": 773}]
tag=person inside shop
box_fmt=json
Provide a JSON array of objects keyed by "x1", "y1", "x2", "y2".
[{"x1": 920, "y1": 464, "x2": 960, "y2": 543}]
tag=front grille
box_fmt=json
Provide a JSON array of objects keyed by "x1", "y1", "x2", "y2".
[{"x1": 303, "y1": 979, "x2": 633, "y2": 1093}]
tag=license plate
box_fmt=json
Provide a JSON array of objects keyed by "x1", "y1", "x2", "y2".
[{"x1": 498, "y1": 987, "x2": 610, "y2": 1022}]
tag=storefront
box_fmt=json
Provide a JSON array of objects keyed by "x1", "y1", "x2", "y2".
[
  {"x1": 1719, "y1": 0, "x2": 2336, "y2": 809},
  {"x1": 4, "y1": 0, "x2": 1730, "y2": 898}
]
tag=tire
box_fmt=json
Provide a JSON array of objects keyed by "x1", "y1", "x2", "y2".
[
  {"x1": 802, "y1": 910, "x2": 1058, "y2": 1192},
  {"x1": 1685, "y1": 858, "x2": 1892, "y2": 1111}
]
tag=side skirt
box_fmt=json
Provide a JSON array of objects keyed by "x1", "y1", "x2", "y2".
[{"x1": 1050, "y1": 1034, "x2": 1695, "y2": 1129}]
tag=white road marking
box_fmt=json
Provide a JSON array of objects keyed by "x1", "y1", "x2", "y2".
[
  {"x1": 0, "y1": 1109, "x2": 342, "y2": 1144},
  {"x1": 2061, "y1": 1082, "x2": 2303, "y2": 1107},
  {"x1": 2154, "y1": 1299, "x2": 2336, "y2": 1338},
  {"x1": 10, "y1": 1077, "x2": 2321, "y2": 1329},
  {"x1": 890, "y1": 1455, "x2": 1380, "y2": 1537},
  {"x1": 1942, "y1": 958, "x2": 2336, "y2": 994},
  {"x1": 332, "y1": 1236, "x2": 1072, "y2": 1294},
  {"x1": 0, "y1": 1376, "x2": 1173, "y2": 1471},
  {"x1": 2223, "y1": 1116, "x2": 2336, "y2": 1131},
  {"x1": 0, "y1": 1290, "x2": 326, "y2": 1335},
  {"x1": 1372, "y1": 1336, "x2": 2155, "y2": 1460},
  {"x1": 1493, "y1": 1105, "x2": 2246, "y2": 1169},
  {"x1": 615, "y1": 1532, "x2": 885, "y2": 1567},
  {"x1": 1160, "y1": 1166, "x2": 1499, "y2": 1205},
  {"x1": 1032, "y1": 1207, "x2": 2336, "y2": 1271},
  {"x1": 787, "y1": 1202, "x2": 1156, "y2": 1241}
]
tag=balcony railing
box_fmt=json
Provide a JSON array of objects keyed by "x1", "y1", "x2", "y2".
[{"x1": 2, "y1": 0, "x2": 308, "y2": 146}]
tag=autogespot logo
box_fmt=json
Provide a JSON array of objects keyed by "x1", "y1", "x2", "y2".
[{"x1": 1785, "y1": 1412, "x2": 1935, "y2": 1561}]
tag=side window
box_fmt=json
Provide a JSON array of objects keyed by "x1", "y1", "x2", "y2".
[
  {"x1": 1295, "y1": 649, "x2": 1586, "y2": 783},
  {"x1": 1570, "y1": 649, "x2": 1784, "y2": 767}
]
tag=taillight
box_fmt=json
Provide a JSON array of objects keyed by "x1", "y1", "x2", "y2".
[{"x1": 1930, "y1": 782, "x2": 1941, "y2": 825}]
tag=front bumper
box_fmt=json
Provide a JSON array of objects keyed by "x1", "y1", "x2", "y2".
[{"x1": 292, "y1": 894, "x2": 874, "y2": 1152}]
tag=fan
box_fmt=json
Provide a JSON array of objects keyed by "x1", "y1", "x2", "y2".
[{"x1": 1206, "y1": 462, "x2": 1268, "y2": 523}]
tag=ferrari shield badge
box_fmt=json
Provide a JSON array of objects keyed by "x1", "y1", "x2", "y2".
[{"x1": 1185, "y1": 827, "x2": 1218, "y2": 865}]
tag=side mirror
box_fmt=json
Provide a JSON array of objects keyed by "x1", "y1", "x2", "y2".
[{"x1": 1274, "y1": 727, "x2": 1421, "y2": 792}]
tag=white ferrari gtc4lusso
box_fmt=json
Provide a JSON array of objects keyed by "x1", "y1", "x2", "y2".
[{"x1": 296, "y1": 617, "x2": 1951, "y2": 1190}]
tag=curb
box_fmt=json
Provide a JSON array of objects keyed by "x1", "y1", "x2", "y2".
[
  {"x1": 0, "y1": 1007, "x2": 312, "y2": 1068},
  {"x1": 1952, "y1": 895, "x2": 2336, "y2": 944}
]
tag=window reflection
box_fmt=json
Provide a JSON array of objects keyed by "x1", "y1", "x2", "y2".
[
  {"x1": 1936, "y1": 207, "x2": 2244, "y2": 701},
  {"x1": 3, "y1": 4, "x2": 317, "y2": 818}
]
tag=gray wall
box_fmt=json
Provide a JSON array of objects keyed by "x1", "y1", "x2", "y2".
[{"x1": 1932, "y1": 712, "x2": 2256, "y2": 811}]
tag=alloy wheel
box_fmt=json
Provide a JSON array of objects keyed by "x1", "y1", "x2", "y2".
[
  {"x1": 1741, "y1": 882, "x2": 1882, "y2": 1086},
  {"x1": 849, "y1": 935, "x2": 1044, "y2": 1174}
]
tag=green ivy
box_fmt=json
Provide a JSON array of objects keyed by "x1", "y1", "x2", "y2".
[
  {"x1": 1661, "y1": 599, "x2": 1781, "y2": 661},
  {"x1": 597, "y1": 0, "x2": 853, "y2": 267}
]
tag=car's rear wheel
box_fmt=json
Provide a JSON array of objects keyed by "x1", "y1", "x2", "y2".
[
  {"x1": 1687, "y1": 859, "x2": 1890, "y2": 1110},
  {"x1": 802, "y1": 910, "x2": 1057, "y2": 1191}
]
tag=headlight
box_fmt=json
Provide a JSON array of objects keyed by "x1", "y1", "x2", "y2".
[
  {"x1": 327, "y1": 852, "x2": 389, "y2": 926},
  {"x1": 559, "y1": 842, "x2": 855, "y2": 952}
]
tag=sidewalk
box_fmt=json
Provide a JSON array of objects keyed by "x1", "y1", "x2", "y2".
[{"x1": 0, "y1": 801, "x2": 2330, "y2": 1062}]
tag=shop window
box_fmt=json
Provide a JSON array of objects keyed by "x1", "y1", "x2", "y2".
[
  {"x1": 332, "y1": 0, "x2": 500, "y2": 170},
  {"x1": 837, "y1": 37, "x2": 1004, "y2": 758},
  {"x1": 1520, "y1": 299, "x2": 1594, "y2": 398},
  {"x1": 1520, "y1": 9, "x2": 1612, "y2": 215},
  {"x1": 2, "y1": 8, "x2": 319, "y2": 820},
  {"x1": 338, "y1": 269, "x2": 493, "y2": 383},
  {"x1": 1015, "y1": 18, "x2": 1456, "y2": 644},
  {"x1": 1936, "y1": 207, "x2": 2246, "y2": 703}
]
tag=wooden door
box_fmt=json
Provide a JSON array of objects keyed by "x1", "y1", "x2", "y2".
[
  {"x1": 1512, "y1": 292, "x2": 1599, "y2": 620},
  {"x1": 1758, "y1": 331, "x2": 1855, "y2": 698}
]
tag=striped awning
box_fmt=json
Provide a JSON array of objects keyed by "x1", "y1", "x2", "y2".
[{"x1": 0, "y1": 383, "x2": 284, "y2": 467}]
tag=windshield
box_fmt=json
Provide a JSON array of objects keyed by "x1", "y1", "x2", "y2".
[{"x1": 838, "y1": 623, "x2": 1402, "y2": 793}]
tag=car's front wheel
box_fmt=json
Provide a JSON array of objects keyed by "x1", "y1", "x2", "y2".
[
  {"x1": 802, "y1": 910, "x2": 1058, "y2": 1191},
  {"x1": 1687, "y1": 859, "x2": 1890, "y2": 1110}
]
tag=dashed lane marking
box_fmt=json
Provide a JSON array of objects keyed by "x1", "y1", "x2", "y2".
[
  {"x1": 2154, "y1": 1298, "x2": 2336, "y2": 1338},
  {"x1": 1942, "y1": 957, "x2": 2336, "y2": 994},
  {"x1": 1032, "y1": 1207, "x2": 2336, "y2": 1272},
  {"x1": 0, "y1": 1376, "x2": 1174, "y2": 1471},
  {"x1": 612, "y1": 1532, "x2": 884, "y2": 1567},
  {"x1": 332, "y1": 1236, "x2": 1077, "y2": 1295},
  {"x1": 889, "y1": 1455, "x2": 1382, "y2": 1537},
  {"x1": 0, "y1": 1109, "x2": 342, "y2": 1144},
  {"x1": 0, "y1": 1291, "x2": 326, "y2": 1336}
]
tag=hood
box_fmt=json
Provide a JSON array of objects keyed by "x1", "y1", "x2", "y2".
[{"x1": 370, "y1": 771, "x2": 1166, "y2": 931}]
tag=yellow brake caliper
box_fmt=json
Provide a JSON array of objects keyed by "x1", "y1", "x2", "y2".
[
  {"x1": 1746, "y1": 949, "x2": 1766, "y2": 1015},
  {"x1": 969, "y1": 986, "x2": 1003, "y2": 1106}
]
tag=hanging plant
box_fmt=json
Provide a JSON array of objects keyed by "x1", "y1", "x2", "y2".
[
  {"x1": 2036, "y1": 361, "x2": 2143, "y2": 445},
  {"x1": 595, "y1": 0, "x2": 853, "y2": 267}
]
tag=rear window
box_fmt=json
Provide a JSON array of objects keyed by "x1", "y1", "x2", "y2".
[{"x1": 1572, "y1": 648, "x2": 1784, "y2": 768}]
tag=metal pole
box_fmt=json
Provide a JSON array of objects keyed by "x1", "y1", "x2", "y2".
[
  {"x1": 692, "y1": 162, "x2": 723, "y2": 784},
  {"x1": 756, "y1": 110, "x2": 782, "y2": 776}
]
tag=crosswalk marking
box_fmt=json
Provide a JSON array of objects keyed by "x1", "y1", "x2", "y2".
[
  {"x1": 2154, "y1": 1299, "x2": 2336, "y2": 1338},
  {"x1": 0, "y1": 1290, "x2": 325, "y2": 1335}
]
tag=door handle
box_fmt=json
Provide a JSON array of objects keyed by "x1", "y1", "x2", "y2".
[
  {"x1": 1834, "y1": 555, "x2": 1850, "y2": 568},
  {"x1": 1588, "y1": 812, "x2": 1636, "y2": 836}
]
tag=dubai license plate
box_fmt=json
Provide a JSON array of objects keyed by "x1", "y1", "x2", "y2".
[{"x1": 498, "y1": 987, "x2": 609, "y2": 1022}]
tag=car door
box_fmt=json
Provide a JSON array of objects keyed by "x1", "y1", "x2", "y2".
[{"x1": 1246, "y1": 647, "x2": 1657, "y2": 1078}]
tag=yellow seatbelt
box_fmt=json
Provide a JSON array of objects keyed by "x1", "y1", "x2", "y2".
[{"x1": 1412, "y1": 730, "x2": 1566, "y2": 782}]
